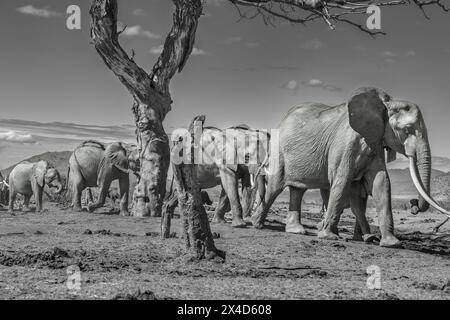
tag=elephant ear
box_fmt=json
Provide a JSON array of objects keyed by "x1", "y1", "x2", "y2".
[
  {"x1": 99, "y1": 143, "x2": 128, "y2": 181},
  {"x1": 348, "y1": 88, "x2": 388, "y2": 149},
  {"x1": 33, "y1": 161, "x2": 48, "y2": 188}
]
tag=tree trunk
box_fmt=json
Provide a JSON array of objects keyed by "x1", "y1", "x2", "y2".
[
  {"x1": 173, "y1": 116, "x2": 225, "y2": 261},
  {"x1": 90, "y1": 0, "x2": 223, "y2": 260}
]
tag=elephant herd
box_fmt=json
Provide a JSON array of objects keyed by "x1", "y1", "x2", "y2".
[{"x1": 2, "y1": 86, "x2": 450, "y2": 249}]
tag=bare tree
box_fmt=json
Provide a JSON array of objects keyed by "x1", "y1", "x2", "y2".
[{"x1": 90, "y1": 0, "x2": 447, "y2": 260}]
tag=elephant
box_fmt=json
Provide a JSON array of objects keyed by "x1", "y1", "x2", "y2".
[
  {"x1": 252, "y1": 87, "x2": 448, "y2": 247},
  {"x1": 67, "y1": 140, "x2": 139, "y2": 215},
  {"x1": 8, "y1": 160, "x2": 63, "y2": 213},
  {"x1": 170, "y1": 119, "x2": 269, "y2": 228},
  {"x1": 163, "y1": 162, "x2": 259, "y2": 226}
]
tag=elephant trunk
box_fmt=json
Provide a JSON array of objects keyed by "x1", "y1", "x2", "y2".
[
  {"x1": 415, "y1": 136, "x2": 431, "y2": 212},
  {"x1": 54, "y1": 181, "x2": 64, "y2": 194}
]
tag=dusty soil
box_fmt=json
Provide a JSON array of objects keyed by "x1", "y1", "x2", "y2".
[{"x1": 0, "y1": 200, "x2": 449, "y2": 300}]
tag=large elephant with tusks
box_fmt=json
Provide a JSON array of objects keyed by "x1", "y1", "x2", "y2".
[
  {"x1": 253, "y1": 87, "x2": 450, "y2": 247},
  {"x1": 67, "y1": 140, "x2": 139, "y2": 215}
]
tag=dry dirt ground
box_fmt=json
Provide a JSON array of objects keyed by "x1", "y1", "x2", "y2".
[{"x1": 0, "y1": 200, "x2": 449, "y2": 300}]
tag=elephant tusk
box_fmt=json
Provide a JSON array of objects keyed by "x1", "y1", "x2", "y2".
[
  {"x1": 408, "y1": 156, "x2": 450, "y2": 218},
  {"x1": 1, "y1": 180, "x2": 9, "y2": 188}
]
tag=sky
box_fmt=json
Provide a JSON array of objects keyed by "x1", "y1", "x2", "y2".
[{"x1": 0, "y1": 0, "x2": 450, "y2": 168}]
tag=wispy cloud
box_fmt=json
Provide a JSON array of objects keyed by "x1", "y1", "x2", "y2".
[
  {"x1": 0, "y1": 119, "x2": 136, "y2": 169},
  {"x1": 302, "y1": 39, "x2": 324, "y2": 50},
  {"x1": 0, "y1": 131, "x2": 36, "y2": 143},
  {"x1": 269, "y1": 65, "x2": 301, "y2": 71},
  {"x1": 219, "y1": 36, "x2": 242, "y2": 45},
  {"x1": 120, "y1": 25, "x2": 161, "y2": 39},
  {"x1": 302, "y1": 79, "x2": 342, "y2": 92},
  {"x1": 380, "y1": 50, "x2": 417, "y2": 65},
  {"x1": 150, "y1": 45, "x2": 207, "y2": 56},
  {"x1": 280, "y1": 80, "x2": 300, "y2": 91},
  {"x1": 281, "y1": 78, "x2": 342, "y2": 92},
  {"x1": 16, "y1": 5, "x2": 61, "y2": 18}
]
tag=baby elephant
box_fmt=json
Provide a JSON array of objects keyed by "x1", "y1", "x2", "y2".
[{"x1": 8, "y1": 160, "x2": 63, "y2": 213}]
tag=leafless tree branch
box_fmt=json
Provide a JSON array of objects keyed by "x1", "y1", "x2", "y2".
[{"x1": 226, "y1": 0, "x2": 448, "y2": 36}]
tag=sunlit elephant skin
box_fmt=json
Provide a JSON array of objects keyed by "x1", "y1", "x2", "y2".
[
  {"x1": 67, "y1": 140, "x2": 139, "y2": 215},
  {"x1": 253, "y1": 87, "x2": 438, "y2": 248},
  {"x1": 8, "y1": 160, "x2": 63, "y2": 213}
]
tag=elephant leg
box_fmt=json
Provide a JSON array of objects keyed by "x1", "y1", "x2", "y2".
[
  {"x1": 35, "y1": 188, "x2": 44, "y2": 212},
  {"x1": 119, "y1": 177, "x2": 130, "y2": 216},
  {"x1": 87, "y1": 188, "x2": 94, "y2": 204},
  {"x1": 212, "y1": 188, "x2": 230, "y2": 224},
  {"x1": 71, "y1": 173, "x2": 84, "y2": 212},
  {"x1": 317, "y1": 171, "x2": 351, "y2": 240},
  {"x1": 23, "y1": 194, "x2": 31, "y2": 212},
  {"x1": 254, "y1": 175, "x2": 266, "y2": 210},
  {"x1": 241, "y1": 173, "x2": 253, "y2": 219},
  {"x1": 220, "y1": 170, "x2": 246, "y2": 228},
  {"x1": 285, "y1": 187, "x2": 307, "y2": 234},
  {"x1": 252, "y1": 169, "x2": 284, "y2": 229},
  {"x1": 320, "y1": 189, "x2": 329, "y2": 216},
  {"x1": 88, "y1": 178, "x2": 111, "y2": 213},
  {"x1": 8, "y1": 188, "x2": 16, "y2": 214},
  {"x1": 349, "y1": 182, "x2": 378, "y2": 243},
  {"x1": 365, "y1": 165, "x2": 400, "y2": 248}
]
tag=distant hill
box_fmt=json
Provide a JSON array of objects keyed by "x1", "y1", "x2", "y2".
[
  {"x1": 388, "y1": 156, "x2": 450, "y2": 173},
  {"x1": 1, "y1": 151, "x2": 72, "y2": 180},
  {"x1": 389, "y1": 168, "x2": 446, "y2": 198}
]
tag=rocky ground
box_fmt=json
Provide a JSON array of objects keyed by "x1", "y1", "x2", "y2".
[{"x1": 0, "y1": 200, "x2": 449, "y2": 300}]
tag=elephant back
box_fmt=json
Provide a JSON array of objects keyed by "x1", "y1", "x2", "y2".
[{"x1": 97, "y1": 142, "x2": 129, "y2": 183}]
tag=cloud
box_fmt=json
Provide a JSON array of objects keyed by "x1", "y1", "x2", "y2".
[
  {"x1": 303, "y1": 79, "x2": 342, "y2": 92},
  {"x1": 150, "y1": 45, "x2": 207, "y2": 55},
  {"x1": 0, "y1": 120, "x2": 136, "y2": 170},
  {"x1": 381, "y1": 51, "x2": 397, "y2": 58},
  {"x1": 0, "y1": 131, "x2": 36, "y2": 143},
  {"x1": 132, "y1": 8, "x2": 146, "y2": 16},
  {"x1": 269, "y1": 65, "x2": 301, "y2": 71},
  {"x1": 16, "y1": 5, "x2": 61, "y2": 18},
  {"x1": 280, "y1": 79, "x2": 342, "y2": 92},
  {"x1": 192, "y1": 48, "x2": 207, "y2": 55},
  {"x1": 280, "y1": 80, "x2": 300, "y2": 91},
  {"x1": 302, "y1": 39, "x2": 324, "y2": 50},
  {"x1": 380, "y1": 50, "x2": 417, "y2": 64},
  {"x1": 120, "y1": 25, "x2": 161, "y2": 39},
  {"x1": 219, "y1": 36, "x2": 242, "y2": 45}
]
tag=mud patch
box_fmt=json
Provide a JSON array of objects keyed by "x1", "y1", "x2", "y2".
[
  {"x1": 112, "y1": 290, "x2": 158, "y2": 300},
  {"x1": 0, "y1": 247, "x2": 71, "y2": 269},
  {"x1": 0, "y1": 247, "x2": 165, "y2": 272},
  {"x1": 397, "y1": 231, "x2": 450, "y2": 257}
]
